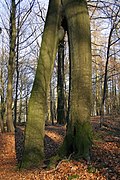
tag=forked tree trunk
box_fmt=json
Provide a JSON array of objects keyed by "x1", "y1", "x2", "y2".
[
  {"x1": 21, "y1": 0, "x2": 61, "y2": 168},
  {"x1": 60, "y1": 0, "x2": 92, "y2": 160}
]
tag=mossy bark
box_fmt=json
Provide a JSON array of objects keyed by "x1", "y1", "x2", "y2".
[
  {"x1": 60, "y1": 0, "x2": 92, "y2": 159},
  {"x1": 21, "y1": 0, "x2": 61, "y2": 169}
]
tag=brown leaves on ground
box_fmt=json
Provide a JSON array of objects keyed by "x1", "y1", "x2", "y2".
[
  {"x1": 91, "y1": 116, "x2": 120, "y2": 180},
  {"x1": 0, "y1": 116, "x2": 120, "y2": 180}
]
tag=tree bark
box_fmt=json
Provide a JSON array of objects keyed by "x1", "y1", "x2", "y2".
[
  {"x1": 60, "y1": 0, "x2": 92, "y2": 160},
  {"x1": 6, "y1": 0, "x2": 16, "y2": 132},
  {"x1": 57, "y1": 38, "x2": 65, "y2": 124},
  {"x1": 21, "y1": 0, "x2": 61, "y2": 168},
  {"x1": 14, "y1": 0, "x2": 20, "y2": 127},
  {"x1": 0, "y1": 46, "x2": 6, "y2": 132},
  {"x1": 100, "y1": 23, "x2": 114, "y2": 126}
]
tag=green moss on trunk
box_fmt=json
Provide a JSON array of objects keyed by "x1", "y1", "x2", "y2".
[
  {"x1": 59, "y1": 121, "x2": 92, "y2": 159},
  {"x1": 21, "y1": 0, "x2": 61, "y2": 169},
  {"x1": 60, "y1": 0, "x2": 92, "y2": 159}
]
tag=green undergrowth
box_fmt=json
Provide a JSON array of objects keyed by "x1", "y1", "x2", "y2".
[
  {"x1": 46, "y1": 155, "x2": 62, "y2": 169},
  {"x1": 93, "y1": 131, "x2": 104, "y2": 143},
  {"x1": 87, "y1": 164, "x2": 98, "y2": 173},
  {"x1": 68, "y1": 174, "x2": 79, "y2": 180}
]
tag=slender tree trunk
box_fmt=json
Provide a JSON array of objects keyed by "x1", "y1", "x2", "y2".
[
  {"x1": 57, "y1": 38, "x2": 65, "y2": 124},
  {"x1": 60, "y1": 0, "x2": 92, "y2": 160},
  {"x1": 6, "y1": 0, "x2": 16, "y2": 132},
  {"x1": 25, "y1": 85, "x2": 29, "y2": 123},
  {"x1": 21, "y1": 0, "x2": 61, "y2": 169},
  {"x1": 0, "y1": 95, "x2": 5, "y2": 132},
  {"x1": 100, "y1": 24, "x2": 114, "y2": 126},
  {"x1": 66, "y1": 35, "x2": 71, "y2": 125},
  {"x1": 14, "y1": 0, "x2": 20, "y2": 127},
  {"x1": 96, "y1": 61, "x2": 100, "y2": 116},
  {"x1": 18, "y1": 82, "x2": 23, "y2": 123},
  {"x1": 0, "y1": 46, "x2": 6, "y2": 132},
  {"x1": 50, "y1": 84, "x2": 54, "y2": 125},
  {"x1": 0, "y1": 88, "x2": 5, "y2": 132}
]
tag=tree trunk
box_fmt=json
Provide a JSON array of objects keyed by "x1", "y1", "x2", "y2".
[
  {"x1": 14, "y1": 0, "x2": 20, "y2": 127},
  {"x1": 66, "y1": 37, "x2": 71, "y2": 125},
  {"x1": 25, "y1": 85, "x2": 29, "y2": 122},
  {"x1": 60, "y1": 0, "x2": 92, "y2": 160},
  {"x1": 0, "y1": 91, "x2": 5, "y2": 132},
  {"x1": 100, "y1": 23, "x2": 115, "y2": 126},
  {"x1": 21, "y1": 0, "x2": 61, "y2": 169},
  {"x1": 18, "y1": 82, "x2": 23, "y2": 124},
  {"x1": 57, "y1": 38, "x2": 65, "y2": 124},
  {"x1": 50, "y1": 85, "x2": 54, "y2": 125},
  {"x1": 6, "y1": 0, "x2": 16, "y2": 132},
  {"x1": 0, "y1": 47, "x2": 6, "y2": 132}
]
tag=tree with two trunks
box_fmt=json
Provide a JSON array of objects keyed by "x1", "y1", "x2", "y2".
[{"x1": 21, "y1": 0, "x2": 92, "y2": 169}]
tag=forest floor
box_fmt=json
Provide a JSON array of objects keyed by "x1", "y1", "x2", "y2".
[{"x1": 0, "y1": 116, "x2": 120, "y2": 180}]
